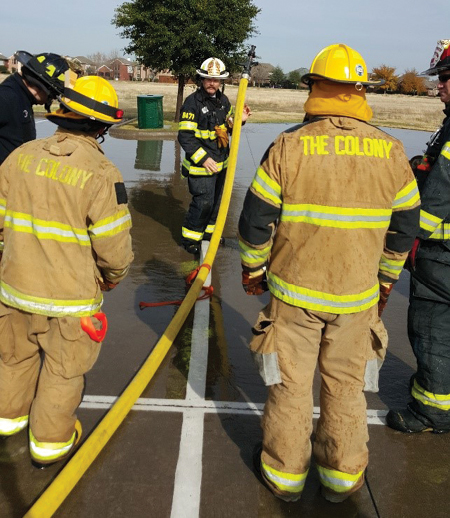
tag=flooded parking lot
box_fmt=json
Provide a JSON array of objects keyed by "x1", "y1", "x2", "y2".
[{"x1": 1, "y1": 120, "x2": 448, "y2": 518}]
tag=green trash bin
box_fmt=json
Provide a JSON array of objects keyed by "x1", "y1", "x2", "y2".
[{"x1": 137, "y1": 95, "x2": 164, "y2": 129}]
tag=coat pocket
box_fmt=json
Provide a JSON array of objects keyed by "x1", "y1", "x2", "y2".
[
  {"x1": 364, "y1": 317, "x2": 388, "y2": 393},
  {"x1": 0, "y1": 303, "x2": 13, "y2": 363},
  {"x1": 249, "y1": 305, "x2": 281, "y2": 386}
]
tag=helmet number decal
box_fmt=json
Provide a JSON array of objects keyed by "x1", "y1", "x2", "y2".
[{"x1": 45, "y1": 64, "x2": 56, "y2": 77}]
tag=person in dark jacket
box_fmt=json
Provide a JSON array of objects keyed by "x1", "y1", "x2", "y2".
[
  {"x1": 387, "y1": 40, "x2": 450, "y2": 434},
  {"x1": 178, "y1": 57, "x2": 251, "y2": 254},
  {"x1": 0, "y1": 51, "x2": 68, "y2": 165}
]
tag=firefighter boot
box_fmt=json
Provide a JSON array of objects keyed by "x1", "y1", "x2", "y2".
[{"x1": 386, "y1": 406, "x2": 449, "y2": 434}]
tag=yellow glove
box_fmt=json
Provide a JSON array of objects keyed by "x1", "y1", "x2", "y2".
[{"x1": 214, "y1": 126, "x2": 229, "y2": 148}]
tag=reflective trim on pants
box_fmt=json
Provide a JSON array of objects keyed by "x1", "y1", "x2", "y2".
[
  {"x1": 29, "y1": 427, "x2": 76, "y2": 463},
  {"x1": 0, "y1": 415, "x2": 28, "y2": 436},
  {"x1": 412, "y1": 379, "x2": 450, "y2": 411},
  {"x1": 261, "y1": 460, "x2": 308, "y2": 494},
  {"x1": 317, "y1": 465, "x2": 364, "y2": 493}
]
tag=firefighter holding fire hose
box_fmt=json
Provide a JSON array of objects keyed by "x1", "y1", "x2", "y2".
[{"x1": 178, "y1": 57, "x2": 251, "y2": 255}]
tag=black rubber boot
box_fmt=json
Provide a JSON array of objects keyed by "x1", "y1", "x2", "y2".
[
  {"x1": 386, "y1": 406, "x2": 449, "y2": 434},
  {"x1": 184, "y1": 243, "x2": 200, "y2": 256}
]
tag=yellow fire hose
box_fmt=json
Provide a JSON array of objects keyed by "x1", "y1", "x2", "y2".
[{"x1": 24, "y1": 47, "x2": 257, "y2": 518}]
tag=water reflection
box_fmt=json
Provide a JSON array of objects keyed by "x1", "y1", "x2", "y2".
[{"x1": 135, "y1": 140, "x2": 164, "y2": 171}]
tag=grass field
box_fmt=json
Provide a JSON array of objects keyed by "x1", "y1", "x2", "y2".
[{"x1": 1, "y1": 74, "x2": 444, "y2": 131}]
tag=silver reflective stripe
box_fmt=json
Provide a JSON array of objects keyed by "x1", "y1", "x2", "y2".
[
  {"x1": 90, "y1": 213, "x2": 131, "y2": 237},
  {"x1": 252, "y1": 352, "x2": 282, "y2": 386}
]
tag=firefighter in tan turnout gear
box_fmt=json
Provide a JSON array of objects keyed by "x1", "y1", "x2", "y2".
[
  {"x1": 0, "y1": 76, "x2": 133, "y2": 467},
  {"x1": 238, "y1": 44, "x2": 420, "y2": 503}
]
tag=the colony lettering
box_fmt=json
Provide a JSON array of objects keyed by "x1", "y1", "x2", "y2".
[
  {"x1": 299, "y1": 135, "x2": 393, "y2": 159},
  {"x1": 17, "y1": 154, "x2": 94, "y2": 190}
]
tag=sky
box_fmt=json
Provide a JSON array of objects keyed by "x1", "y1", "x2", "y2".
[{"x1": 1, "y1": 0, "x2": 450, "y2": 75}]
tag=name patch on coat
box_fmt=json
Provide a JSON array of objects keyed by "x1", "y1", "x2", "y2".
[{"x1": 115, "y1": 182, "x2": 128, "y2": 204}]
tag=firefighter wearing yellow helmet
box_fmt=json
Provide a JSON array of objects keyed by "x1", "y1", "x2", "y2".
[
  {"x1": 0, "y1": 76, "x2": 133, "y2": 467},
  {"x1": 240, "y1": 44, "x2": 419, "y2": 503},
  {"x1": 178, "y1": 57, "x2": 251, "y2": 255}
]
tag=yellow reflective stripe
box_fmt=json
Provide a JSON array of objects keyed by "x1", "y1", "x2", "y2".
[
  {"x1": 317, "y1": 466, "x2": 364, "y2": 493},
  {"x1": 191, "y1": 147, "x2": 207, "y2": 164},
  {"x1": 0, "y1": 242, "x2": 3, "y2": 252},
  {"x1": 239, "y1": 240, "x2": 271, "y2": 265},
  {"x1": 183, "y1": 158, "x2": 228, "y2": 176},
  {"x1": 261, "y1": 460, "x2": 308, "y2": 493},
  {"x1": 205, "y1": 224, "x2": 215, "y2": 233},
  {"x1": 429, "y1": 221, "x2": 450, "y2": 240},
  {"x1": 268, "y1": 272, "x2": 379, "y2": 314},
  {"x1": 182, "y1": 227, "x2": 203, "y2": 241},
  {"x1": 0, "y1": 415, "x2": 28, "y2": 436},
  {"x1": 178, "y1": 121, "x2": 197, "y2": 131},
  {"x1": 0, "y1": 198, "x2": 6, "y2": 216},
  {"x1": 0, "y1": 280, "x2": 102, "y2": 317},
  {"x1": 4, "y1": 210, "x2": 90, "y2": 245},
  {"x1": 420, "y1": 209, "x2": 442, "y2": 233},
  {"x1": 29, "y1": 428, "x2": 76, "y2": 462},
  {"x1": 226, "y1": 107, "x2": 234, "y2": 119},
  {"x1": 281, "y1": 203, "x2": 392, "y2": 229},
  {"x1": 379, "y1": 255, "x2": 405, "y2": 275},
  {"x1": 412, "y1": 380, "x2": 450, "y2": 410},
  {"x1": 89, "y1": 209, "x2": 132, "y2": 240},
  {"x1": 393, "y1": 180, "x2": 420, "y2": 209},
  {"x1": 251, "y1": 167, "x2": 282, "y2": 206},
  {"x1": 440, "y1": 141, "x2": 450, "y2": 160}
]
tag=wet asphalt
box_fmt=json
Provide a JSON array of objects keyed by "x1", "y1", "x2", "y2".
[{"x1": 0, "y1": 121, "x2": 448, "y2": 518}]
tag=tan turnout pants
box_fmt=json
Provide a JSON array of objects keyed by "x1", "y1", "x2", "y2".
[
  {"x1": 0, "y1": 302, "x2": 101, "y2": 443},
  {"x1": 251, "y1": 296, "x2": 376, "y2": 498}
]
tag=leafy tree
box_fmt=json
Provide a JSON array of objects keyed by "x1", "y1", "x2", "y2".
[
  {"x1": 399, "y1": 69, "x2": 427, "y2": 95},
  {"x1": 371, "y1": 65, "x2": 399, "y2": 93},
  {"x1": 287, "y1": 70, "x2": 302, "y2": 89},
  {"x1": 113, "y1": 0, "x2": 260, "y2": 121},
  {"x1": 270, "y1": 66, "x2": 285, "y2": 87}
]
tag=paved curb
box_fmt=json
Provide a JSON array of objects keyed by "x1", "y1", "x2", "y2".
[{"x1": 109, "y1": 118, "x2": 177, "y2": 141}]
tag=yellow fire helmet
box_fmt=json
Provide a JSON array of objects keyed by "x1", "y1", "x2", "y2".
[
  {"x1": 301, "y1": 44, "x2": 384, "y2": 87},
  {"x1": 58, "y1": 76, "x2": 123, "y2": 124},
  {"x1": 196, "y1": 57, "x2": 229, "y2": 78}
]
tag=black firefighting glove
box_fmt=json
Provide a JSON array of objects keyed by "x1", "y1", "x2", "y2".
[
  {"x1": 378, "y1": 282, "x2": 393, "y2": 317},
  {"x1": 242, "y1": 267, "x2": 268, "y2": 296}
]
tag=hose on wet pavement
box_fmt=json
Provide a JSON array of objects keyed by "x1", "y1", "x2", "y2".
[{"x1": 23, "y1": 47, "x2": 257, "y2": 518}]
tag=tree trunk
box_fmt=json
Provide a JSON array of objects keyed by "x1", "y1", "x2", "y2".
[{"x1": 175, "y1": 74, "x2": 186, "y2": 123}]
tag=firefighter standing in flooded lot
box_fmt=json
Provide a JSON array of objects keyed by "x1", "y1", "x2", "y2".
[
  {"x1": 0, "y1": 51, "x2": 69, "y2": 165},
  {"x1": 386, "y1": 40, "x2": 450, "y2": 434},
  {"x1": 178, "y1": 57, "x2": 251, "y2": 255},
  {"x1": 238, "y1": 44, "x2": 420, "y2": 503},
  {"x1": 0, "y1": 75, "x2": 134, "y2": 467}
]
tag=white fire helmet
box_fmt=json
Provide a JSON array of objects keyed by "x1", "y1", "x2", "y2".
[{"x1": 196, "y1": 57, "x2": 229, "y2": 79}]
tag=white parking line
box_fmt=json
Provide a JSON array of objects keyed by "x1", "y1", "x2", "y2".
[
  {"x1": 170, "y1": 240, "x2": 211, "y2": 518},
  {"x1": 80, "y1": 396, "x2": 388, "y2": 425}
]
